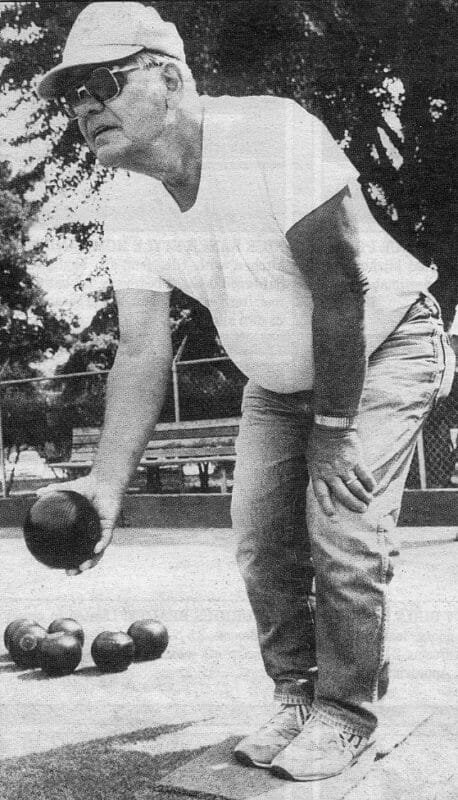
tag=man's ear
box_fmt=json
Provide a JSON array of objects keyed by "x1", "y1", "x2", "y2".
[{"x1": 162, "y1": 62, "x2": 184, "y2": 108}]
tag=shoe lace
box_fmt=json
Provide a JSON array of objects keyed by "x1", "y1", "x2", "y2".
[
  {"x1": 261, "y1": 704, "x2": 309, "y2": 738},
  {"x1": 338, "y1": 731, "x2": 366, "y2": 754},
  {"x1": 302, "y1": 717, "x2": 367, "y2": 754}
]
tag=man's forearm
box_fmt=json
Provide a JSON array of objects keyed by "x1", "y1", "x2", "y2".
[
  {"x1": 91, "y1": 347, "x2": 171, "y2": 492},
  {"x1": 286, "y1": 186, "x2": 368, "y2": 425},
  {"x1": 287, "y1": 189, "x2": 376, "y2": 512},
  {"x1": 312, "y1": 287, "x2": 366, "y2": 421}
]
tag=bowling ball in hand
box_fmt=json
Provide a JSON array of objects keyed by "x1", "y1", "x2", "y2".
[
  {"x1": 23, "y1": 491, "x2": 101, "y2": 570},
  {"x1": 39, "y1": 633, "x2": 82, "y2": 677},
  {"x1": 91, "y1": 631, "x2": 135, "y2": 673},
  {"x1": 4, "y1": 618, "x2": 37, "y2": 652},
  {"x1": 9, "y1": 623, "x2": 47, "y2": 669},
  {"x1": 127, "y1": 619, "x2": 169, "y2": 661},
  {"x1": 47, "y1": 617, "x2": 85, "y2": 646}
]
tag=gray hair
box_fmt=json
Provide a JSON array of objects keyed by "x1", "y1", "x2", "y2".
[{"x1": 131, "y1": 50, "x2": 197, "y2": 94}]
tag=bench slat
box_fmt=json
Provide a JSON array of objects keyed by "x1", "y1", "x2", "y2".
[
  {"x1": 143, "y1": 436, "x2": 236, "y2": 450},
  {"x1": 73, "y1": 418, "x2": 240, "y2": 443},
  {"x1": 52, "y1": 421, "x2": 241, "y2": 492},
  {"x1": 144, "y1": 449, "x2": 235, "y2": 460},
  {"x1": 70, "y1": 440, "x2": 236, "y2": 458},
  {"x1": 50, "y1": 455, "x2": 237, "y2": 470}
]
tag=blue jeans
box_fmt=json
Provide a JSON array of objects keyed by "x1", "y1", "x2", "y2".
[{"x1": 231, "y1": 293, "x2": 455, "y2": 737}]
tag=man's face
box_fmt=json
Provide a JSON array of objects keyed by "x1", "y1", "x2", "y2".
[{"x1": 71, "y1": 64, "x2": 169, "y2": 171}]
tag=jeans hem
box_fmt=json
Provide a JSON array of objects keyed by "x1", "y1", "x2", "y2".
[
  {"x1": 274, "y1": 692, "x2": 314, "y2": 706},
  {"x1": 274, "y1": 675, "x2": 316, "y2": 706},
  {"x1": 312, "y1": 702, "x2": 376, "y2": 738}
]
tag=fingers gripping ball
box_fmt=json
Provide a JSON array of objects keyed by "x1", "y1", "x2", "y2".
[
  {"x1": 23, "y1": 491, "x2": 101, "y2": 570},
  {"x1": 127, "y1": 619, "x2": 169, "y2": 661}
]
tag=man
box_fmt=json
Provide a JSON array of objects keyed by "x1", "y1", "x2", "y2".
[{"x1": 38, "y1": 2, "x2": 455, "y2": 782}]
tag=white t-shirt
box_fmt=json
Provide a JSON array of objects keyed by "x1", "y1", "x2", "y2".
[{"x1": 103, "y1": 95, "x2": 436, "y2": 393}]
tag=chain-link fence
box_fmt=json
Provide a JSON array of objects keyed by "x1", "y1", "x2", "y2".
[
  {"x1": 0, "y1": 354, "x2": 243, "y2": 497},
  {"x1": 406, "y1": 383, "x2": 458, "y2": 489},
  {"x1": 1, "y1": 366, "x2": 457, "y2": 496}
]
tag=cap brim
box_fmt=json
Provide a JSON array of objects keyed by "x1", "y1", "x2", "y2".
[{"x1": 38, "y1": 45, "x2": 144, "y2": 98}]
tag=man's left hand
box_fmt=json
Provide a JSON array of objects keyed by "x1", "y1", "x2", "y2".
[{"x1": 307, "y1": 426, "x2": 377, "y2": 516}]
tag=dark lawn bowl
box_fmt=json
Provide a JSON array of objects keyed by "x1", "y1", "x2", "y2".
[
  {"x1": 9, "y1": 623, "x2": 47, "y2": 669},
  {"x1": 127, "y1": 619, "x2": 169, "y2": 661},
  {"x1": 91, "y1": 631, "x2": 135, "y2": 673},
  {"x1": 39, "y1": 632, "x2": 83, "y2": 677},
  {"x1": 47, "y1": 617, "x2": 85, "y2": 646},
  {"x1": 23, "y1": 491, "x2": 101, "y2": 570},
  {"x1": 4, "y1": 618, "x2": 38, "y2": 652}
]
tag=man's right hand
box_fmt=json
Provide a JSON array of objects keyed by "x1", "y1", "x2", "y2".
[
  {"x1": 36, "y1": 476, "x2": 122, "y2": 576},
  {"x1": 307, "y1": 425, "x2": 376, "y2": 516}
]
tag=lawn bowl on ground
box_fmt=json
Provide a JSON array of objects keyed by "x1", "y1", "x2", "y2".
[
  {"x1": 0, "y1": 526, "x2": 456, "y2": 800},
  {"x1": 91, "y1": 631, "x2": 135, "y2": 673},
  {"x1": 9, "y1": 622, "x2": 47, "y2": 669},
  {"x1": 39, "y1": 632, "x2": 83, "y2": 677},
  {"x1": 4, "y1": 617, "x2": 37, "y2": 651},
  {"x1": 127, "y1": 618, "x2": 169, "y2": 661},
  {"x1": 47, "y1": 617, "x2": 85, "y2": 646}
]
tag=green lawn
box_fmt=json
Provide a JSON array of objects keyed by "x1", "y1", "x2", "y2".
[
  {"x1": 1, "y1": 528, "x2": 457, "y2": 799},
  {"x1": 0, "y1": 723, "x2": 207, "y2": 800}
]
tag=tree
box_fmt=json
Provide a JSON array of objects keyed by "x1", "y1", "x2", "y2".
[
  {"x1": 0, "y1": 161, "x2": 73, "y2": 490},
  {"x1": 208, "y1": 0, "x2": 457, "y2": 323},
  {"x1": 51, "y1": 282, "x2": 245, "y2": 426},
  {"x1": 1, "y1": 0, "x2": 456, "y2": 322},
  {"x1": 0, "y1": 160, "x2": 72, "y2": 376}
]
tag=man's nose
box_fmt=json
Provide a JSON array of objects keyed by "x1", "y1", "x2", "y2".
[{"x1": 73, "y1": 92, "x2": 104, "y2": 119}]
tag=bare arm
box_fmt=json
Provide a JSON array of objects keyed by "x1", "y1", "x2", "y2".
[
  {"x1": 56, "y1": 288, "x2": 173, "y2": 573},
  {"x1": 91, "y1": 288, "x2": 173, "y2": 493},
  {"x1": 286, "y1": 186, "x2": 376, "y2": 515},
  {"x1": 287, "y1": 185, "x2": 367, "y2": 420}
]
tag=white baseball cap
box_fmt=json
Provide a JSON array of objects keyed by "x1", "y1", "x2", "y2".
[{"x1": 38, "y1": 2, "x2": 186, "y2": 98}]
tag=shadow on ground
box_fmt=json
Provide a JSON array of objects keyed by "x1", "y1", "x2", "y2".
[
  {"x1": 17, "y1": 665, "x2": 114, "y2": 681},
  {"x1": 0, "y1": 722, "x2": 212, "y2": 800}
]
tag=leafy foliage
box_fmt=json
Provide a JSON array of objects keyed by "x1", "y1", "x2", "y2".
[
  {"x1": 0, "y1": 161, "x2": 74, "y2": 483},
  {"x1": 0, "y1": 162, "x2": 71, "y2": 374},
  {"x1": 2, "y1": 1, "x2": 457, "y2": 319},
  {"x1": 1, "y1": 1, "x2": 456, "y2": 438}
]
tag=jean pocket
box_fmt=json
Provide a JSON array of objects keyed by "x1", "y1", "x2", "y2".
[{"x1": 377, "y1": 513, "x2": 400, "y2": 584}]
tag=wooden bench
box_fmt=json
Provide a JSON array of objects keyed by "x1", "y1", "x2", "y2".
[{"x1": 49, "y1": 418, "x2": 240, "y2": 494}]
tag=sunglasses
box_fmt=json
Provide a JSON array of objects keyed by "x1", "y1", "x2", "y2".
[{"x1": 58, "y1": 64, "x2": 140, "y2": 119}]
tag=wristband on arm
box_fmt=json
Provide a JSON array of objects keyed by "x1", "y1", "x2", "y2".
[{"x1": 314, "y1": 414, "x2": 357, "y2": 430}]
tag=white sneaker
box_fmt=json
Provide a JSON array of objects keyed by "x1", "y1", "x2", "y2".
[
  {"x1": 234, "y1": 704, "x2": 310, "y2": 768},
  {"x1": 271, "y1": 715, "x2": 375, "y2": 781}
]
